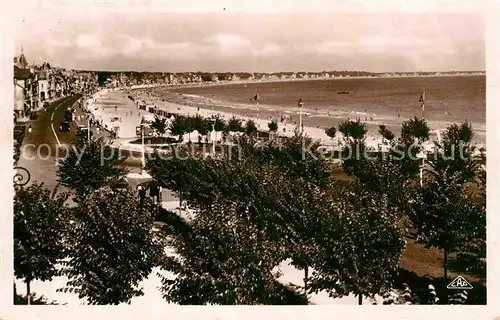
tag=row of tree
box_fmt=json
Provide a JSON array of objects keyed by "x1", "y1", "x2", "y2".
[
  {"x1": 14, "y1": 116, "x2": 485, "y2": 304},
  {"x1": 145, "y1": 117, "x2": 485, "y2": 304},
  {"x1": 151, "y1": 114, "x2": 279, "y2": 140}
]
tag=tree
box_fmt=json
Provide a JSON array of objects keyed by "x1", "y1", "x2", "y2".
[
  {"x1": 325, "y1": 126, "x2": 337, "y2": 147},
  {"x1": 214, "y1": 115, "x2": 227, "y2": 132},
  {"x1": 60, "y1": 187, "x2": 165, "y2": 304},
  {"x1": 245, "y1": 120, "x2": 258, "y2": 136},
  {"x1": 14, "y1": 283, "x2": 59, "y2": 305},
  {"x1": 328, "y1": 118, "x2": 432, "y2": 304},
  {"x1": 338, "y1": 119, "x2": 368, "y2": 179},
  {"x1": 149, "y1": 134, "x2": 339, "y2": 303},
  {"x1": 57, "y1": 136, "x2": 127, "y2": 200},
  {"x1": 410, "y1": 122, "x2": 485, "y2": 284},
  {"x1": 147, "y1": 151, "x2": 301, "y2": 304},
  {"x1": 302, "y1": 178, "x2": 406, "y2": 305},
  {"x1": 158, "y1": 200, "x2": 291, "y2": 304},
  {"x1": 14, "y1": 183, "x2": 69, "y2": 304},
  {"x1": 378, "y1": 124, "x2": 395, "y2": 142},
  {"x1": 267, "y1": 120, "x2": 278, "y2": 132},
  {"x1": 151, "y1": 115, "x2": 167, "y2": 137},
  {"x1": 228, "y1": 116, "x2": 243, "y2": 132},
  {"x1": 268, "y1": 120, "x2": 278, "y2": 140},
  {"x1": 409, "y1": 172, "x2": 485, "y2": 282},
  {"x1": 401, "y1": 117, "x2": 429, "y2": 143},
  {"x1": 147, "y1": 131, "x2": 410, "y2": 305},
  {"x1": 170, "y1": 115, "x2": 188, "y2": 137},
  {"x1": 338, "y1": 119, "x2": 367, "y2": 140},
  {"x1": 431, "y1": 122, "x2": 477, "y2": 183}
]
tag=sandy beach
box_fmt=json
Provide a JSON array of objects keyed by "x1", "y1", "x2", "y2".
[
  {"x1": 86, "y1": 85, "x2": 485, "y2": 154},
  {"x1": 89, "y1": 88, "x2": 343, "y2": 146}
]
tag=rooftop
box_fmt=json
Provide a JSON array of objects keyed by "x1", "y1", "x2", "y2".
[{"x1": 14, "y1": 66, "x2": 32, "y2": 80}]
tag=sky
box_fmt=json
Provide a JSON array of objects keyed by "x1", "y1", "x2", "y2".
[{"x1": 13, "y1": 1, "x2": 486, "y2": 73}]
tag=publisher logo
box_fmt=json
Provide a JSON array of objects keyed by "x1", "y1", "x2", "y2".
[{"x1": 447, "y1": 276, "x2": 473, "y2": 290}]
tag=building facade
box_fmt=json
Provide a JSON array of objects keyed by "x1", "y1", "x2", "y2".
[{"x1": 13, "y1": 67, "x2": 31, "y2": 121}]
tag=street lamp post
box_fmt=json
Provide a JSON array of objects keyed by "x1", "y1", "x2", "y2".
[
  {"x1": 211, "y1": 118, "x2": 216, "y2": 156},
  {"x1": 298, "y1": 99, "x2": 304, "y2": 133},
  {"x1": 141, "y1": 124, "x2": 146, "y2": 174}
]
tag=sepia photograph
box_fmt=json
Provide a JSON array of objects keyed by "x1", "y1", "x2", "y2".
[{"x1": 3, "y1": 0, "x2": 499, "y2": 318}]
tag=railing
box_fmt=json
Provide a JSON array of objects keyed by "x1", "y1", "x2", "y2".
[{"x1": 13, "y1": 166, "x2": 31, "y2": 190}]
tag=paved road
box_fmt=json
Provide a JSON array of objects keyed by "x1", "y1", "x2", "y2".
[
  {"x1": 18, "y1": 95, "x2": 82, "y2": 190},
  {"x1": 17, "y1": 94, "x2": 177, "y2": 201}
]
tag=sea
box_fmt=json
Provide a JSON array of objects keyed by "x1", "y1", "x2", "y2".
[{"x1": 163, "y1": 75, "x2": 486, "y2": 143}]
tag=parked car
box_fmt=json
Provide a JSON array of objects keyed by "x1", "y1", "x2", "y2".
[
  {"x1": 64, "y1": 110, "x2": 73, "y2": 122},
  {"x1": 59, "y1": 121, "x2": 71, "y2": 132}
]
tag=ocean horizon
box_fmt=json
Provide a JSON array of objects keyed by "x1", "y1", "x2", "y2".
[{"x1": 154, "y1": 75, "x2": 485, "y2": 143}]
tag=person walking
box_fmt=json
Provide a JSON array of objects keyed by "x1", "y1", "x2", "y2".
[
  {"x1": 150, "y1": 182, "x2": 160, "y2": 203},
  {"x1": 138, "y1": 186, "x2": 146, "y2": 207}
]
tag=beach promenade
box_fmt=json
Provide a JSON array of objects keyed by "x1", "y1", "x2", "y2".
[
  {"x1": 87, "y1": 88, "x2": 347, "y2": 150},
  {"x1": 89, "y1": 86, "x2": 487, "y2": 158}
]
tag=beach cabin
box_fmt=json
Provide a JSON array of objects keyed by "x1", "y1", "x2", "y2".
[
  {"x1": 141, "y1": 114, "x2": 156, "y2": 124},
  {"x1": 137, "y1": 101, "x2": 147, "y2": 110}
]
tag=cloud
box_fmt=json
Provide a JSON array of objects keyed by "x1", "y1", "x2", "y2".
[
  {"x1": 119, "y1": 36, "x2": 202, "y2": 61},
  {"x1": 74, "y1": 34, "x2": 113, "y2": 59},
  {"x1": 15, "y1": 11, "x2": 485, "y2": 72},
  {"x1": 313, "y1": 41, "x2": 353, "y2": 54},
  {"x1": 203, "y1": 33, "x2": 252, "y2": 55},
  {"x1": 252, "y1": 44, "x2": 282, "y2": 57}
]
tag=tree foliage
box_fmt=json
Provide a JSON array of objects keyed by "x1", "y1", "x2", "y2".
[
  {"x1": 401, "y1": 117, "x2": 429, "y2": 143},
  {"x1": 14, "y1": 128, "x2": 25, "y2": 165},
  {"x1": 245, "y1": 120, "x2": 258, "y2": 135},
  {"x1": 60, "y1": 187, "x2": 165, "y2": 304},
  {"x1": 409, "y1": 122, "x2": 485, "y2": 280},
  {"x1": 169, "y1": 115, "x2": 188, "y2": 136},
  {"x1": 57, "y1": 135, "x2": 127, "y2": 199},
  {"x1": 147, "y1": 131, "x2": 407, "y2": 304},
  {"x1": 338, "y1": 119, "x2": 367, "y2": 140},
  {"x1": 228, "y1": 116, "x2": 244, "y2": 132},
  {"x1": 159, "y1": 200, "x2": 289, "y2": 304},
  {"x1": 325, "y1": 126, "x2": 337, "y2": 140},
  {"x1": 213, "y1": 115, "x2": 227, "y2": 132},
  {"x1": 268, "y1": 120, "x2": 278, "y2": 133},
  {"x1": 144, "y1": 116, "x2": 485, "y2": 305},
  {"x1": 309, "y1": 187, "x2": 406, "y2": 300},
  {"x1": 378, "y1": 125, "x2": 395, "y2": 141},
  {"x1": 430, "y1": 122, "x2": 477, "y2": 183},
  {"x1": 14, "y1": 183, "x2": 69, "y2": 298},
  {"x1": 151, "y1": 115, "x2": 167, "y2": 136},
  {"x1": 14, "y1": 283, "x2": 59, "y2": 305}
]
